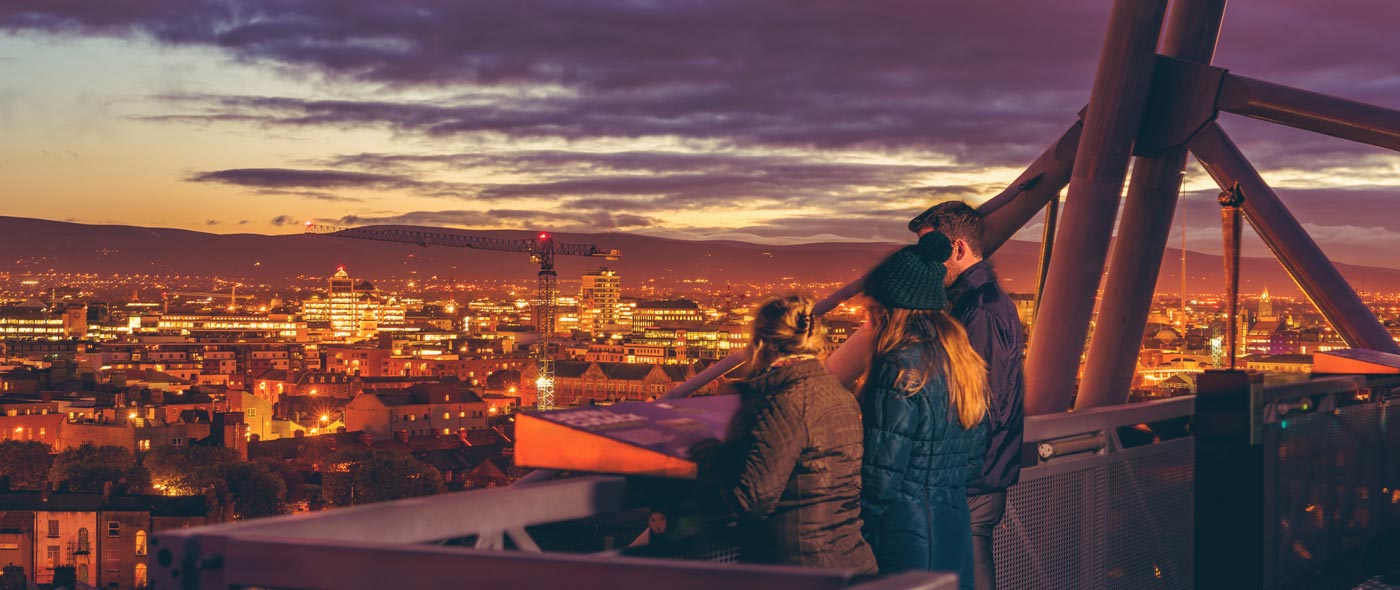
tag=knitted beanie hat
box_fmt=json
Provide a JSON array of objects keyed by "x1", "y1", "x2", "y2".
[{"x1": 864, "y1": 232, "x2": 953, "y2": 310}]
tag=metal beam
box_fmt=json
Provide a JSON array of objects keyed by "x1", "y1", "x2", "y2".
[
  {"x1": 1032, "y1": 193, "x2": 1061, "y2": 320},
  {"x1": 1076, "y1": 0, "x2": 1228, "y2": 411},
  {"x1": 1189, "y1": 122, "x2": 1400, "y2": 353},
  {"x1": 1220, "y1": 186, "x2": 1244, "y2": 369},
  {"x1": 1218, "y1": 74, "x2": 1400, "y2": 152},
  {"x1": 979, "y1": 121, "x2": 1081, "y2": 255},
  {"x1": 1023, "y1": 0, "x2": 1170, "y2": 415}
]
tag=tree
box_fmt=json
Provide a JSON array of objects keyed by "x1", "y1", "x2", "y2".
[
  {"x1": 144, "y1": 445, "x2": 241, "y2": 495},
  {"x1": 221, "y1": 462, "x2": 287, "y2": 520},
  {"x1": 253, "y1": 457, "x2": 311, "y2": 508},
  {"x1": 49, "y1": 445, "x2": 149, "y2": 493},
  {"x1": 143, "y1": 445, "x2": 286, "y2": 519},
  {"x1": 322, "y1": 450, "x2": 445, "y2": 506},
  {"x1": 0, "y1": 441, "x2": 53, "y2": 490}
]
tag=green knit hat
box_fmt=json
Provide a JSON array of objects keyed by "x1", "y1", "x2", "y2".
[{"x1": 864, "y1": 232, "x2": 953, "y2": 310}]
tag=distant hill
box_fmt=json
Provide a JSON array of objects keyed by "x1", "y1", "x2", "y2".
[{"x1": 3, "y1": 216, "x2": 1400, "y2": 297}]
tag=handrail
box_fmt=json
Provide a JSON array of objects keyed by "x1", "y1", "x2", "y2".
[{"x1": 1023, "y1": 394, "x2": 1195, "y2": 443}]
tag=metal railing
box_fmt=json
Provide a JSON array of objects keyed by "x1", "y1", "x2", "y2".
[
  {"x1": 151, "y1": 373, "x2": 1400, "y2": 590},
  {"x1": 997, "y1": 395, "x2": 1196, "y2": 590},
  {"x1": 149, "y1": 470, "x2": 955, "y2": 589},
  {"x1": 1258, "y1": 375, "x2": 1400, "y2": 590}
]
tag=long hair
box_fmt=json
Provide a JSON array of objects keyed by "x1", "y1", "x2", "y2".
[
  {"x1": 748, "y1": 295, "x2": 827, "y2": 375},
  {"x1": 866, "y1": 302, "x2": 988, "y2": 430}
]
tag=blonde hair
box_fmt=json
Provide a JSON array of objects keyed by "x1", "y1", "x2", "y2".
[
  {"x1": 748, "y1": 295, "x2": 827, "y2": 374},
  {"x1": 866, "y1": 303, "x2": 988, "y2": 430}
]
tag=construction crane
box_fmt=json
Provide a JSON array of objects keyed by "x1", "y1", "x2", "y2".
[
  {"x1": 304, "y1": 223, "x2": 620, "y2": 410},
  {"x1": 162, "y1": 288, "x2": 254, "y2": 313}
]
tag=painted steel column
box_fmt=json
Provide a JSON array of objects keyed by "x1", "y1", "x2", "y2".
[
  {"x1": 1220, "y1": 186, "x2": 1244, "y2": 370},
  {"x1": 1023, "y1": 0, "x2": 1169, "y2": 415},
  {"x1": 1218, "y1": 74, "x2": 1400, "y2": 153},
  {"x1": 979, "y1": 121, "x2": 1082, "y2": 256},
  {"x1": 1033, "y1": 193, "x2": 1061, "y2": 320},
  {"x1": 1076, "y1": 0, "x2": 1229, "y2": 410},
  {"x1": 1189, "y1": 122, "x2": 1400, "y2": 353}
]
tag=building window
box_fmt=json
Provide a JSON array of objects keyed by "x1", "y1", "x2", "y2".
[
  {"x1": 106, "y1": 548, "x2": 119, "y2": 571},
  {"x1": 443, "y1": 412, "x2": 450, "y2": 421},
  {"x1": 442, "y1": 428, "x2": 450, "y2": 435},
  {"x1": 135, "y1": 530, "x2": 147, "y2": 555},
  {"x1": 47, "y1": 519, "x2": 59, "y2": 538},
  {"x1": 77, "y1": 528, "x2": 90, "y2": 552},
  {"x1": 47, "y1": 545, "x2": 59, "y2": 568},
  {"x1": 108, "y1": 521, "x2": 120, "y2": 537},
  {"x1": 135, "y1": 563, "x2": 148, "y2": 589},
  {"x1": 139, "y1": 439, "x2": 151, "y2": 451}
]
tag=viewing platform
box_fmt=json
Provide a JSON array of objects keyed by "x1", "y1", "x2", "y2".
[{"x1": 151, "y1": 371, "x2": 1400, "y2": 590}]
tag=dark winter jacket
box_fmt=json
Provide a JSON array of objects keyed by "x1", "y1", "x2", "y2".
[
  {"x1": 722, "y1": 358, "x2": 878, "y2": 575},
  {"x1": 946, "y1": 260, "x2": 1026, "y2": 495},
  {"x1": 860, "y1": 344, "x2": 985, "y2": 588}
]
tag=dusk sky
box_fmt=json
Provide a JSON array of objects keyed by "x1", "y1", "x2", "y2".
[{"x1": 2, "y1": 1, "x2": 1397, "y2": 266}]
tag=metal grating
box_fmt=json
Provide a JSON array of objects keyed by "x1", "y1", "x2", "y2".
[
  {"x1": 1269, "y1": 400, "x2": 1394, "y2": 588},
  {"x1": 995, "y1": 463, "x2": 1107, "y2": 590},
  {"x1": 1105, "y1": 442, "x2": 1194, "y2": 590},
  {"x1": 1386, "y1": 401, "x2": 1400, "y2": 534}
]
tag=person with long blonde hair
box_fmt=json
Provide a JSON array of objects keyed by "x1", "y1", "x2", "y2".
[
  {"x1": 709, "y1": 295, "x2": 877, "y2": 575},
  {"x1": 858, "y1": 232, "x2": 988, "y2": 588}
]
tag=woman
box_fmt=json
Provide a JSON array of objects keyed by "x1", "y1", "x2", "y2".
[
  {"x1": 859, "y1": 232, "x2": 989, "y2": 588},
  {"x1": 713, "y1": 295, "x2": 878, "y2": 575}
]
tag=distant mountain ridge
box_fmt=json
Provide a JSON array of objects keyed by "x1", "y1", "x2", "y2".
[{"x1": 4, "y1": 216, "x2": 1400, "y2": 297}]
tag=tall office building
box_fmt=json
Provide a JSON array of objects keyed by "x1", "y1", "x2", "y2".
[
  {"x1": 580, "y1": 267, "x2": 623, "y2": 335},
  {"x1": 302, "y1": 267, "x2": 405, "y2": 342}
]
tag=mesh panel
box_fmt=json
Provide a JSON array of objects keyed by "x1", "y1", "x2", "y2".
[
  {"x1": 1386, "y1": 401, "x2": 1400, "y2": 533},
  {"x1": 1105, "y1": 443, "x2": 1194, "y2": 590},
  {"x1": 995, "y1": 464, "x2": 1106, "y2": 590},
  {"x1": 1271, "y1": 401, "x2": 1392, "y2": 587},
  {"x1": 703, "y1": 546, "x2": 741, "y2": 564}
]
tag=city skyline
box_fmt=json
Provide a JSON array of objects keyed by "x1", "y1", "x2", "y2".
[{"x1": 2, "y1": 0, "x2": 1399, "y2": 268}]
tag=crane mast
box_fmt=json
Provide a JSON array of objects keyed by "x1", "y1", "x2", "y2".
[{"x1": 304, "y1": 223, "x2": 619, "y2": 410}]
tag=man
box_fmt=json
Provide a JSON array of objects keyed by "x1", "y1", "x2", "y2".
[{"x1": 909, "y1": 201, "x2": 1025, "y2": 590}]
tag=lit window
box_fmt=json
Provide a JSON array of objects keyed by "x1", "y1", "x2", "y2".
[
  {"x1": 135, "y1": 530, "x2": 147, "y2": 555},
  {"x1": 135, "y1": 563, "x2": 148, "y2": 589},
  {"x1": 442, "y1": 428, "x2": 450, "y2": 435},
  {"x1": 443, "y1": 412, "x2": 450, "y2": 420}
]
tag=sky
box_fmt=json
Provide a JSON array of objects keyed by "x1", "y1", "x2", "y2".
[{"x1": 1, "y1": 0, "x2": 1398, "y2": 266}]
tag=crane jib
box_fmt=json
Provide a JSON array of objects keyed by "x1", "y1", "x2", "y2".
[{"x1": 304, "y1": 223, "x2": 619, "y2": 411}]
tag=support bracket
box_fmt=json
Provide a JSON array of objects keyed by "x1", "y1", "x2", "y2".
[{"x1": 1134, "y1": 55, "x2": 1228, "y2": 156}]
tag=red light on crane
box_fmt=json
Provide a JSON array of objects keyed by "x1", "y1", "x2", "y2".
[{"x1": 538, "y1": 232, "x2": 549, "y2": 240}]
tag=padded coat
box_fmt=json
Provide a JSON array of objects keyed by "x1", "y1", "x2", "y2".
[
  {"x1": 860, "y1": 344, "x2": 986, "y2": 589},
  {"x1": 724, "y1": 358, "x2": 879, "y2": 575}
]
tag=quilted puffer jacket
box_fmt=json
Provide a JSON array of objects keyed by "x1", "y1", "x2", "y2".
[
  {"x1": 860, "y1": 344, "x2": 986, "y2": 589},
  {"x1": 722, "y1": 357, "x2": 878, "y2": 575}
]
